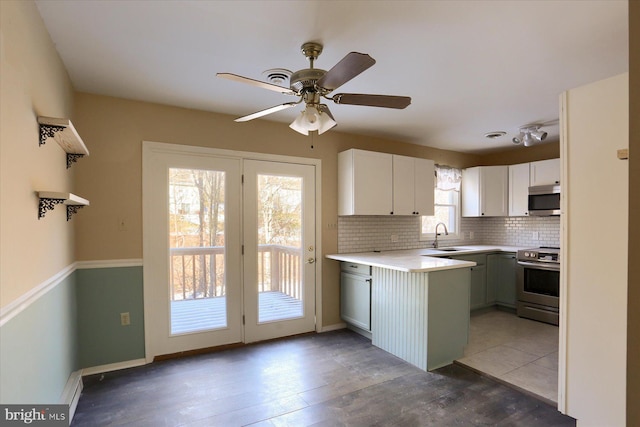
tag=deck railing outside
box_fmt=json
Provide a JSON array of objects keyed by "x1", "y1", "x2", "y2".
[{"x1": 170, "y1": 244, "x2": 302, "y2": 301}]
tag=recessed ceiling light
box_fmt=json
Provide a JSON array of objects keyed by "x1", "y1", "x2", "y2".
[{"x1": 484, "y1": 131, "x2": 506, "y2": 139}]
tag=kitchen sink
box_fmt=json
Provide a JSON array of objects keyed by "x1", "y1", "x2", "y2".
[{"x1": 437, "y1": 248, "x2": 462, "y2": 252}]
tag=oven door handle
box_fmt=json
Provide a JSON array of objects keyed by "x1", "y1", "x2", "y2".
[{"x1": 517, "y1": 260, "x2": 560, "y2": 271}]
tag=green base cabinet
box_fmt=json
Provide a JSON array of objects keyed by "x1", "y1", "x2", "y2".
[
  {"x1": 452, "y1": 254, "x2": 488, "y2": 311},
  {"x1": 487, "y1": 253, "x2": 517, "y2": 308}
]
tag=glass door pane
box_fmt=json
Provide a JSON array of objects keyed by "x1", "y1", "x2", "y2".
[
  {"x1": 256, "y1": 174, "x2": 304, "y2": 323},
  {"x1": 169, "y1": 168, "x2": 227, "y2": 334}
]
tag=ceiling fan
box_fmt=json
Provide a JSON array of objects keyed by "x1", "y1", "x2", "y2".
[{"x1": 217, "y1": 42, "x2": 412, "y2": 135}]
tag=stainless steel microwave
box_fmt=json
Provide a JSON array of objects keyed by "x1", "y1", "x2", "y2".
[{"x1": 528, "y1": 184, "x2": 560, "y2": 216}]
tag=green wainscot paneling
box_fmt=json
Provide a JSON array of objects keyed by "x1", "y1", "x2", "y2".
[
  {"x1": 0, "y1": 272, "x2": 79, "y2": 404},
  {"x1": 76, "y1": 266, "x2": 144, "y2": 368}
]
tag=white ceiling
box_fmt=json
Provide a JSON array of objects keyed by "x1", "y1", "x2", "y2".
[{"x1": 35, "y1": 0, "x2": 628, "y2": 154}]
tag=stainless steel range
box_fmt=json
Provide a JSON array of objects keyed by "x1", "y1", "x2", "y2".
[{"x1": 516, "y1": 247, "x2": 560, "y2": 325}]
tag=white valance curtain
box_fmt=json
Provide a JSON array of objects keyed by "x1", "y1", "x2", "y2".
[{"x1": 435, "y1": 165, "x2": 462, "y2": 192}]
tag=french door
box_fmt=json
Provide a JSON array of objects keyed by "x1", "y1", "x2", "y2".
[
  {"x1": 143, "y1": 143, "x2": 317, "y2": 360},
  {"x1": 242, "y1": 160, "x2": 316, "y2": 343},
  {"x1": 143, "y1": 149, "x2": 243, "y2": 360}
]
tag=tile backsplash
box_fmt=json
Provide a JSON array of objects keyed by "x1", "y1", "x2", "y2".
[{"x1": 338, "y1": 215, "x2": 560, "y2": 253}]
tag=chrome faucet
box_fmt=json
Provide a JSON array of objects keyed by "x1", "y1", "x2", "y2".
[{"x1": 433, "y1": 222, "x2": 449, "y2": 248}]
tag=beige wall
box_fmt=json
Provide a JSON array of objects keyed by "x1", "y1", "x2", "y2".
[
  {"x1": 628, "y1": 1, "x2": 639, "y2": 425},
  {"x1": 0, "y1": 1, "x2": 75, "y2": 307},
  {"x1": 478, "y1": 141, "x2": 560, "y2": 166},
  {"x1": 72, "y1": 92, "x2": 480, "y2": 326}
]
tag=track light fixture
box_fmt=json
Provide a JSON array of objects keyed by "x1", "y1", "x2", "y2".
[{"x1": 512, "y1": 125, "x2": 547, "y2": 147}]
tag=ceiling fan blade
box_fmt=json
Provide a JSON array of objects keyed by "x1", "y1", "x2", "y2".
[
  {"x1": 316, "y1": 52, "x2": 376, "y2": 91},
  {"x1": 217, "y1": 73, "x2": 296, "y2": 95},
  {"x1": 234, "y1": 102, "x2": 298, "y2": 122},
  {"x1": 332, "y1": 93, "x2": 412, "y2": 109}
]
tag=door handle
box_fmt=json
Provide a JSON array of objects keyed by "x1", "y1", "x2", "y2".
[{"x1": 307, "y1": 257, "x2": 316, "y2": 264}]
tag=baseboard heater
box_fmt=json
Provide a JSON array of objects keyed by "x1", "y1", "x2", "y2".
[{"x1": 61, "y1": 370, "x2": 83, "y2": 423}]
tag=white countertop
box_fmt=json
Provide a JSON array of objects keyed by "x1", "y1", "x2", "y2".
[{"x1": 326, "y1": 245, "x2": 525, "y2": 273}]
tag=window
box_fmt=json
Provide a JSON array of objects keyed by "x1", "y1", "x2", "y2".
[{"x1": 420, "y1": 165, "x2": 462, "y2": 241}]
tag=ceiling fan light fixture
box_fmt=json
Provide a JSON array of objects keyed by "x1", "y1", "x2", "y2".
[
  {"x1": 290, "y1": 105, "x2": 337, "y2": 135},
  {"x1": 219, "y1": 41, "x2": 411, "y2": 136},
  {"x1": 317, "y1": 112, "x2": 337, "y2": 135},
  {"x1": 304, "y1": 106, "x2": 320, "y2": 127},
  {"x1": 289, "y1": 105, "x2": 337, "y2": 135},
  {"x1": 289, "y1": 111, "x2": 310, "y2": 135}
]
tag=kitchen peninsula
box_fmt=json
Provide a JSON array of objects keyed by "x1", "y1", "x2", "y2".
[{"x1": 327, "y1": 248, "x2": 477, "y2": 371}]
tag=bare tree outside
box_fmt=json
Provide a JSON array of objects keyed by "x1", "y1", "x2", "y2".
[
  {"x1": 169, "y1": 168, "x2": 225, "y2": 300},
  {"x1": 168, "y1": 169, "x2": 304, "y2": 326},
  {"x1": 256, "y1": 174, "x2": 304, "y2": 321},
  {"x1": 257, "y1": 175, "x2": 302, "y2": 247}
]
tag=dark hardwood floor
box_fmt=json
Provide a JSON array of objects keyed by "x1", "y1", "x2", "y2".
[{"x1": 72, "y1": 330, "x2": 576, "y2": 426}]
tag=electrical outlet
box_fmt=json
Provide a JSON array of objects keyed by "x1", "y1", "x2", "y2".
[
  {"x1": 120, "y1": 312, "x2": 130, "y2": 326},
  {"x1": 390, "y1": 234, "x2": 399, "y2": 243},
  {"x1": 532, "y1": 231, "x2": 539, "y2": 240},
  {"x1": 469, "y1": 231, "x2": 475, "y2": 240}
]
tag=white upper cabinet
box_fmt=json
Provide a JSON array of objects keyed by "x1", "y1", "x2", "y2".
[
  {"x1": 462, "y1": 166, "x2": 508, "y2": 217},
  {"x1": 509, "y1": 163, "x2": 530, "y2": 216},
  {"x1": 413, "y1": 157, "x2": 435, "y2": 216},
  {"x1": 338, "y1": 149, "x2": 434, "y2": 216},
  {"x1": 530, "y1": 158, "x2": 560, "y2": 186},
  {"x1": 339, "y1": 149, "x2": 393, "y2": 215},
  {"x1": 392, "y1": 155, "x2": 435, "y2": 216},
  {"x1": 392, "y1": 155, "x2": 415, "y2": 215}
]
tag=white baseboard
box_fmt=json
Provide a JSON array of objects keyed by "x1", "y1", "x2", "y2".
[
  {"x1": 319, "y1": 322, "x2": 346, "y2": 333},
  {"x1": 82, "y1": 358, "x2": 147, "y2": 376},
  {"x1": 61, "y1": 370, "x2": 83, "y2": 423}
]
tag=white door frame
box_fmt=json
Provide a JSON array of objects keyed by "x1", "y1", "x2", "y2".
[{"x1": 142, "y1": 141, "x2": 323, "y2": 362}]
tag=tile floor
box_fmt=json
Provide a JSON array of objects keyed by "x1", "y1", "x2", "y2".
[{"x1": 456, "y1": 309, "x2": 560, "y2": 405}]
